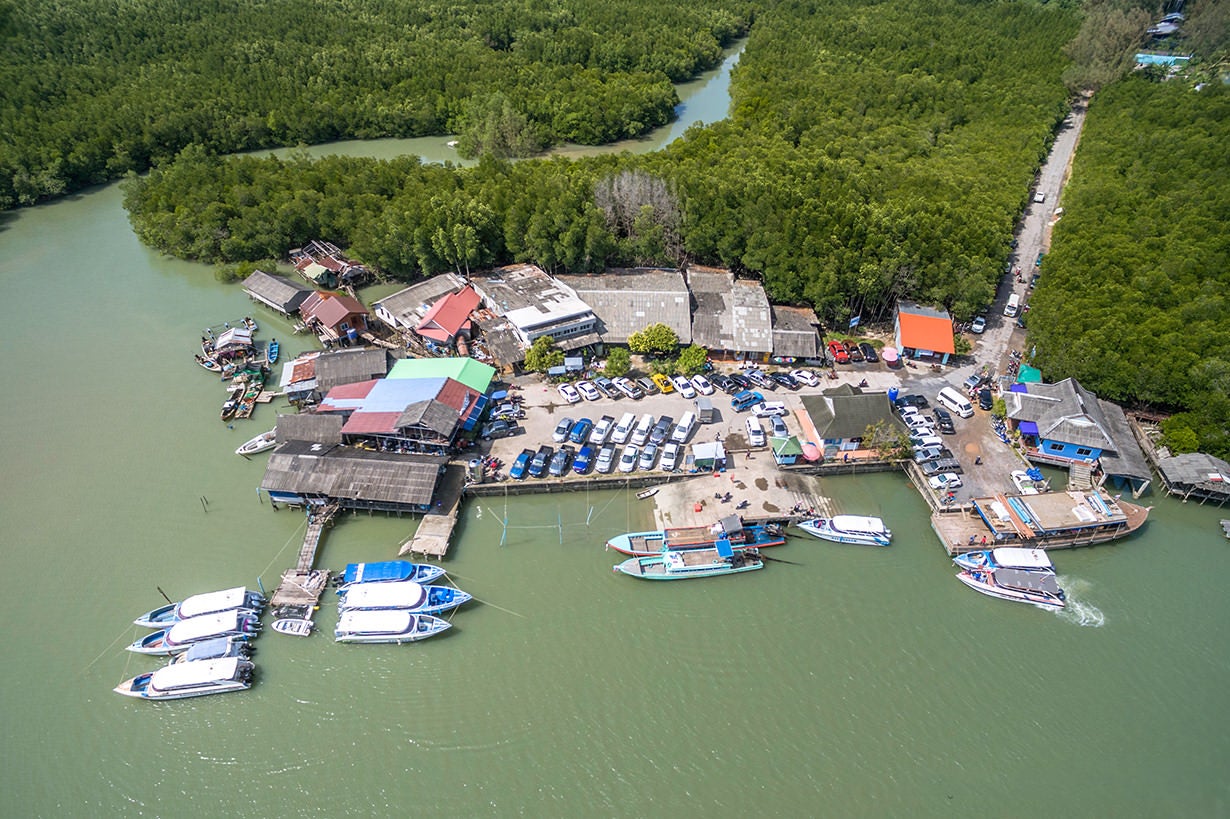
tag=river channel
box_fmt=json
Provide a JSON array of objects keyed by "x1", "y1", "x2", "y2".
[{"x1": 0, "y1": 41, "x2": 1227, "y2": 817}]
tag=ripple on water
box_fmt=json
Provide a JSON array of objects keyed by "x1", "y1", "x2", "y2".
[{"x1": 1053, "y1": 576, "x2": 1105, "y2": 627}]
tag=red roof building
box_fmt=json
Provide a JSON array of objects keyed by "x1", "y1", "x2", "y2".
[
  {"x1": 894, "y1": 300, "x2": 955, "y2": 358},
  {"x1": 301, "y1": 292, "x2": 370, "y2": 341},
  {"x1": 415, "y1": 285, "x2": 480, "y2": 344}
]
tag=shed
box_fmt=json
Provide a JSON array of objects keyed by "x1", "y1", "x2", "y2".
[
  {"x1": 894, "y1": 300, "x2": 955, "y2": 359},
  {"x1": 275, "y1": 412, "x2": 344, "y2": 445},
  {"x1": 316, "y1": 348, "x2": 391, "y2": 394},
  {"x1": 770, "y1": 436, "x2": 804, "y2": 465},
  {"x1": 691, "y1": 441, "x2": 727, "y2": 471},
  {"x1": 260, "y1": 441, "x2": 446, "y2": 511},
  {"x1": 771, "y1": 305, "x2": 822, "y2": 360},
  {"x1": 242, "y1": 270, "x2": 315, "y2": 316},
  {"x1": 555, "y1": 269, "x2": 692, "y2": 345}
]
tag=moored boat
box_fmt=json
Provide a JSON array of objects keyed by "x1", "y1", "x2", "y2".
[
  {"x1": 795, "y1": 515, "x2": 892, "y2": 546},
  {"x1": 271, "y1": 618, "x2": 314, "y2": 637},
  {"x1": 127, "y1": 610, "x2": 262, "y2": 655},
  {"x1": 334, "y1": 610, "x2": 452, "y2": 644},
  {"x1": 195, "y1": 354, "x2": 223, "y2": 372},
  {"x1": 134, "y1": 586, "x2": 266, "y2": 629},
  {"x1": 267, "y1": 338, "x2": 279, "y2": 364},
  {"x1": 337, "y1": 580, "x2": 471, "y2": 615},
  {"x1": 235, "y1": 429, "x2": 278, "y2": 456},
  {"x1": 955, "y1": 567, "x2": 1066, "y2": 609},
  {"x1": 336, "y1": 560, "x2": 446, "y2": 591},
  {"x1": 953, "y1": 547, "x2": 1054, "y2": 574},
  {"x1": 170, "y1": 636, "x2": 255, "y2": 664},
  {"x1": 605, "y1": 515, "x2": 786, "y2": 557},
  {"x1": 613, "y1": 541, "x2": 763, "y2": 580},
  {"x1": 114, "y1": 657, "x2": 255, "y2": 700}
]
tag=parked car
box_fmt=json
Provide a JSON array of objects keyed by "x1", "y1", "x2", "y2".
[
  {"x1": 827, "y1": 340, "x2": 850, "y2": 364},
  {"x1": 638, "y1": 443, "x2": 659, "y2": 471},
  {"x1": 978, "y1": 388, "x2": 994, "y2": 411},
  {"x1": 896, "y1": 394, "x2": 929, "y2": 409},
  {"x1": 557, "y1": 382, "x2": 581, "y2": 404},
  {"x1": 731, "y1": 390, "x2": 764, "y2": 412},
  {"x1": 933, "y1": 411, "x2": 955, "y2": 434},
  {"x1": 912, "y1": 445, "x2": 945, "y2": 463},
  {"x1": 910, "y1": 434, "x2": 944, "y2": 450},
  {"x1": 962, "y1": 374, "x2": 985, "y2": 392},
  {"x1": 576, "y1": 380, "x2": 602, "y2": 401},
  {"x1": 905, "y1": 416, "x2": 937, "y2": 434},
  {"x1": 593, "y1": 377, "x2": 621, "y2": 399},
  {"x1": 690, "y1": 374, "x2": 715, "y2": 395},
  {"x1": 491, "y1": 402, "x2": 523, "y2": 421},
  {"x1": 650, "y1": 373, "x2": 675, "y2": 394},
  {"x1": 528, "y1": 446, "x2": 553, "y2": 478},
  {"x1": 1033, "y1": 191, "x2": 1045, "y2": 203},
  {"x1": 649, "y1": 415, "x2": 674, "y2": 446},
  {"x1": 572, "y1": 445, "x2": 593, "y2": 475},
  {"x1": 509, "y1": 449, "x2": 533, "y2": 480},
  {"x1": 481, "y1": 419, "x2": 518, "y2": 440},
  {"x1": 613, "y1": 377, "x2": 644, "y2": 400},
  {"x1": 618, "y1": 444, "x2": 639, "y2": 473},
  {"x1": 769, "y1": 415, "x2": 789, "y2": 438},
  {"x1": 595, "y1": 444, "x2": 617, "y2": 474},
  {"x1": 933, "y1": 407, "x2": 953, "y2": 424},
  {"x1": 928, "y1": 473, "x2": 963, "y2": 491},
  {"x1": 970, "y1": 316, "x2": 986, "y2": 334},
  {"x1": 745, "y1": 417, "x2": 766, "y2": 447},
  {"x1": 858, "y1": 342, "x2": 879, "y2": 363},
  {"x1": 728, "y1": 373, "x2": 752, "y2": 391},
  {"x1": 710, "y1": 373, "x2": 735, "y2": 393},
  {"x1": 589, "y1": 415, "x2": 615, "y2": 446},
  {"x1": 548, "y1": 446, "x2": 574, "y2": 477},
  {"x1": 636, "y1": 376, "x2": 659, "y2": 396},
  {"x1": 791, "y1": 368, "x2": 819, "y2": 387},
  {"x1": 552, "y1": 417, "x2": 575, "y2": 443},
  {"x1": 670, "y1": 375, "x2": 696, "y2": 399},
  {"x1": 659, "y1": 441, "x2": 681, "y2": 472},
  {"x1": 770, "y1": 372, "x2": 798, "y2": 390},
  {"x1": 846, "y1": 343, "x2": 864, "y2": 363},
  {"x1": 751, "y1": 401, "x2": 789, "y2": 418},
  {"x1": 568, "y1": 418, "x2": 594, "y2": 444},
  {"x1": 745, "y1": 369, "x2": 776, "y2": 390}
]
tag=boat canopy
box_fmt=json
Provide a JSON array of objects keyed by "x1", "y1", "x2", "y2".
[
  {"x1": 991, "y1": 548, "x2": 1053, "y2": 570},
  {"x1": 342, "y1": 561, "x2": 415, "y2": 585},
  {"x1": 337, "y1": 609, "x2": 414, "y2": 635},
  {"x1": 340, "y1": 580, "x2": 427, "y2": 609},
  {"x1": 167, "y1": 610, "x2": 248, "y2": 644},
  {"x1": 997, "y1": 568, "x2": 1061, "y2": 595},
  {"x1": 714, "y1": 537, "x2": 734, "y2": 558},
  {"x1": 180, "y1": 637, "x2": 237, "y2": 663},
  {"x1": 177, "y1": 587, "x2": 251, "y2": 618},
  {"x1": 831, "y1": 515, "x2": 889, "y2": 533},
  {"x1": 150, "y1": 657, "x2": 245, "y2": 691}
]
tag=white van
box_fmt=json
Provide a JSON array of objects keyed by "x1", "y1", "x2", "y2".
[
  {"x1": 937, "y1": 386, "x2": 974, "y2": 419},
  {"x1": 611, "y1": 412, "x2": 637, "y2": 445},
  {"x1": 1004, "y1": 293, "x2": 1021, "y2": 317},
  {"x1": 630, "y1": 413, "x2": 655, "y2": 447},
  {"x1": 745, "y1": 416, "x2": 766, "y2": 447},
  {"x1": 671, "y1": 411, "x2": 696, "y2": 444}
]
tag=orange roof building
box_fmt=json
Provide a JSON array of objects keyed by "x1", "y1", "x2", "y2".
[{"x1": 894, "y1": 300, "x2": 955, "y2": 357}]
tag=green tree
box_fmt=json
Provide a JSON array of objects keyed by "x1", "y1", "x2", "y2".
[
  {"x1": 523, "y1": 336, "x2": 563, "y2": 373},
  {"x1": 627, "y1": 322, "x2": 680, "y2": 355},
  {"x1": 648, "y1": 357, "x2": 677, "y2": 376},
  {"x1": 604, "y1": 347, "x2": 631, "y2": 378},
  {"x1": 675, "y1": 344, "x2": 708, "y2": 376},
  {"x1": 953, "y1": 334, "x2": 972, "y2": 356}
]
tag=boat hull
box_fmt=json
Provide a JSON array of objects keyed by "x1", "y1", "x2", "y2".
[
  {"x1": 337, "y1": 584, "x2": 471, "y2": 615},
  {"x1": 796, "y1": 517, "x2": 891, "y2": 546},
  {"x1": 955, "y1": 571, "x2": 1066, "y2": 609},
  {"x1": 605, "y1": 524, "x2": 786, "y2": 557},
  {"x1": 336, "y1": 561, "x2": 446, "y2": 590},
  {"x1": 614, "y1": 551, "x2": 763, "y2": 580},
  {"x1": 271, "y1": 618, "x2": 314, "y2": 637},
  {"x1": 235, "y1": 430, "x2": 278, "y2": 456},
  {"x1": 114, "y1": 674, "x2": 252, "y2": 700},
  {"x1": 334, "y1": 613, "x2": 452, "y2": 644}
]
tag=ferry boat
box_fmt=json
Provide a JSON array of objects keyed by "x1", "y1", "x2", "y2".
[
  {"x1": 964, "y1": 489, "x2": 1150, "y2": 551},
  {"x1": 613, "y1": 540, "x2": 763, "y2": 580},
  {"x1": 956, "y1": 567, "x2": 1066, "y2": 609},
  {"x1": 795, "y1": 515, "x2": 892, "y2": 546},
  {"x1": 953, "y1": 547, "x2": 1054, "y2": 574},
  {"x1": 337, "y1": 580, "x2": 471, "y2": 615},
  {"x1": 605, "y1": 515, "x2": 786, "y2": 557},
  {"x1": 334, "y1": 610, "x2": 452, "y2": 644},
  {"x1": 114, "y1": 657, "x2": 255, "y2": 701},
  {"x1": 134, "y1": 587, "x2": 266, "y2": 629}
]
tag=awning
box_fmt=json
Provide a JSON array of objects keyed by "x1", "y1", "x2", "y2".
[
  {"x1": 801, "y1": 442, "x2": 822, "y2": 462},
  {"x1": 881, "y1": 347, "x2": 899, "y2": 363},
  {"x1": 1019, "y1": 420, "x2": 1039, "y2": 435}
]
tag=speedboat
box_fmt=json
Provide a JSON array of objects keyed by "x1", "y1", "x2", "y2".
[
  {"x1": 235, "y1": 429, "x2": 278, "y2": 456},
  {"x1": 134, "y1": 586, "x2": 266, "y2": 629},
  {"x1": 613, "y1": 541, "x2": 763, "y2": 580},
  {"x1": 170, "y1": 636, "x2": 254, "y2": 664},
  {"x1": 956, "y1": 568, "x2": 1066, "y2": 609},
  {"x1": 336, "y1": 560, "x2": 446, "y2": 592},
  {"x1": 334, "y1": 610, "x2": 452, "y2": 644},
  {"x1": 337, "y1": 580, "x2": 471, "y2": 615},
  {"x1": 114, "y1": 657, "x2": 255, "y2": 700},
  {"x1": 267, "y1": 338, "x2": 279, "y2": 364},
  {"x1": 127, "y1": 610, "x2": 262, "y2": 655},
  {"x1": 271, "y1": 618, "x2": 314, "y2": 637},
  {"x1": 795, "y1": 515, "x2": 892, "y2": 546},
  {"x1": 953, "y1": 547, "x2": 1054, "y2": 574}
]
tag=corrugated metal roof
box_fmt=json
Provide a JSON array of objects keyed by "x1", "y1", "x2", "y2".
[
  {"x1": 896, "y1": 300, "x2": 955, "y2": 354},
  {"x1": 260, "y1": 443, "x2": 446, "y2": 506},
  {"x1": 556, "y1": 271, "x2": 692, "y2": 344},
  {"x1": 372, "y1": 274, "x2": 466, "y2": 330},
  {"x1": 275, "y1": 412, "x2": 343, "y2": 445},
  {"x1": 315, "y1": 348, "x2": 390, "y2": 393},
  {"x1": 801, "y1": 387, "x2": 902, "y2": 440},
  {"x1": 242, "y1": 269, "x2": 314, "y2": 312}
]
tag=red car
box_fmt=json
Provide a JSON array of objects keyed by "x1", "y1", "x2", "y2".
[{"x1": 827, "y1": 340, "x2": 850, "y2": 364}]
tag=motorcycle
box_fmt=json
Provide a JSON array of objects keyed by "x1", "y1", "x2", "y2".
[{"x1": 735, "y1": 499, "x2": 750, "y2": 510}]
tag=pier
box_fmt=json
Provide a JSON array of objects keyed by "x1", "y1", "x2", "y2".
[
  {"x1": 269, "y1": 502, "x2": 339, "y2": 617},
  {"x1": 399, "y1": 464, "x2": 466, "y2": 558}
]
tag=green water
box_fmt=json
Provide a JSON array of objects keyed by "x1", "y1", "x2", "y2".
[{"x1": 2, "y1": 61, "x2": 1229, "y2": 815}]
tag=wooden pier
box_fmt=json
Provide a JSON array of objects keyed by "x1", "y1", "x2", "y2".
[
  {"x1": 269, "y1": 502, "x2": 339, "y2": 617},
  {"x1": 400, "y1": 464, "x2": 466, "y2": 558}
]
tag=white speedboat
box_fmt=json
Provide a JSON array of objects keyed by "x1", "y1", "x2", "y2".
[
  {"x1": 235, "y1": 429, "x2": 277, "y2": 456},
  {"x1": 271, "y1": 618, "x2": 314, "y2": 637},
  {"x1": 953, "y1": 547, "x2": 1054, "y2": 574},
  {"x1": 956, "y1": 568, "x2": 1066, "y2": 609},
  {"x1": 134, "y1": 586, "x2": 266, "y2": 629},
  {"x1": 337, "y1": 580, "x2": 471, "y2": 615},
  {"x1": 127, "y1": 610, "x2": 262, "y2": 655},
  {"x1": 334, "y1": 610, "x2": 452, "y2": 644},
  {"x1": 114, "y1": 657, "x2": 255, "y2": 700},
  {"x1": 796, "y1": 515, "x2": 892, "y2": 546}
]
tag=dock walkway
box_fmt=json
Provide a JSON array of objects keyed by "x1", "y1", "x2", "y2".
[
  {"x1": 269, "y1": 502, "x2": 339, "y2": 616},
  {"x1": 400, "y1": 463, "x2": 466, "y2": 558}
]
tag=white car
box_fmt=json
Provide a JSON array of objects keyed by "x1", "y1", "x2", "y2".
[
  {"x1": 910, "y1": 434, "x2": 944, "y2": 450},
  {"x1": 690, "y1": 374, "x2": 714, "y2": 395},
  {"x1": 791, "y1": 368, "x2": 819, "y2": 387},
  {"x1": 618, "y1": 444, "x2": 639, "y2": 473},
  {"x1": 745, "y1": 417, "x2": 766, "y2": 447},
  {"x1": 557, "y1": 383, "x2": 581, "y2": 404},
  {"x1": 589, "y1": 415, "x2": 614, "y2": 446},
  {"x1": 769, "y1": 415, "x2": 789, "y2": 438},
  {"x1": 638, "y1": 443, "x2": 659, "y2": 470},
  {"x1": 751, "y1": 401, "x2": 788, "y2": 418},
  {"x1": 659, "y1": 441, "x2": 681, "y2": 472},
  {"x1": 970, "y1": 316, "x2": 986, "y2": 334},
  {"x1": 1033, "y1": 191, "x2": 1046, "y2": 203},
  {"x1": 575, "y1": 380, "x2": 601, "y2": 401},
  {"x1": 670, "y1": 375, "x2": 696, "y2": 399},
  {"x1": 928, "y1": 473, "x2": 963, "y2": 491},
  {"x1": 595, "y1": 444, "x2": 617, "y2": 474}
]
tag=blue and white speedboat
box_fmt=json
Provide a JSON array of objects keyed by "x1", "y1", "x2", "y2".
[
  {"x1": 127, "y1": 610, "x2": 262, "y2": 655},
  {"x1": 956, "y1": 568, "x2": 1066, "y2": 609},
  {"x1": 953, "y1": 547, "x2": 1054, "y2": 574},
  {"x1": 134, "y1": 586, "x2": 266, "y2": 629},
  {"x1": 114, "y1": 657, "x2": 255, "y2": 700},
  {"x1": 796, "y1": 515, "x2": 892, "y2": 546},
  {"x1": 334, "y1": 610, "x2": 452, "y2": 644},
  {"x1": 336, "y1": 560, "x2": 446, "y2": 593},
  {"x1": 337, "y1": 580, "x2": 471, "y2": 615},
  {"x1": 170, "y1": 636, "x2": 254, "y2": 665}
]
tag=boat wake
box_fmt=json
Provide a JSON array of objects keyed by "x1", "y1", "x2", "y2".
[{"x1": 1051, "y1": 576, "x2": 1105, "y2": 627}]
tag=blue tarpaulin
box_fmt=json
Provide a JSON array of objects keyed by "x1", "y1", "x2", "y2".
[
  {"x1": 715, "y1": 537, "x2": 734, "y2": 559},
  {"x1": 1019, "y1": 420, "x2": 1039, "y2": 435}
]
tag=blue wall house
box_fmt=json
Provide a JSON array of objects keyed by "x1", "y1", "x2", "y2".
[{"x1": 770, "y1": 435, "x2": 804, "y2": 465}]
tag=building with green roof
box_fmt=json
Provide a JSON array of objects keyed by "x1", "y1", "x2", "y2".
[{"x1": 387, "y1": 357, "x2": 496, "y2": 394}]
